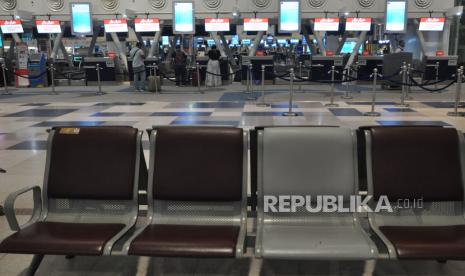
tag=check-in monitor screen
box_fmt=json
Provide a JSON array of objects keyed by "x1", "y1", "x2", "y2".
[
  {"x1": 340, "y1": 41, "x2": 363, "y2": 54},
  {"x1": 314, "y1": 18, "x2": 339, "y2": 31},
  {"x1": 279, "y1": 0, "x2": 300, "y2": 33},
  {"x1": 104, "y1": 19, "x2": 128, "y2": 33},
  {"x1": 71, "y1": 3, "x2": 93, "y2": 35},
  {"x1": 419, "y1": 17, "x2": 445, "y2": 31},
  {"x1": 173, "y1": 1, "x2": 195, "y2": 34},
  {"x1": 385, "y1": 0, "x2": 407, "y2": 33},
  {"x1": 243, "y1": 18, "x2": 269, "y2": 32},
  {"x1": 345, "y1": 18, "x2": 372, "y2": 31},
  {"x1": 135, "y1": 18, "x2": 160, "y2": 32},
  {"x1": 242, "y1": 39, "x2": 251, "y2": 45}
]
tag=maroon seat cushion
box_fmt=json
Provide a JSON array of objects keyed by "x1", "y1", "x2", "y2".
[
  {"x1": 380, "y1": 225, "x2": 465, "y2": 260},
  {"x1": 128, "y1": 224, "x2": 239, "y2": 257},
  {"x1": 370, "y1": 127, "x2": 463, "y2": 201},
  {"x1": 153, "y1": 127, "x2": 243, "y2": 201},
  {"x1": 0, "y1": 221, "x2": 125, "y2": 255}
]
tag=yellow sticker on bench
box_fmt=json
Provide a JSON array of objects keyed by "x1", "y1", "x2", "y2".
[{"x1": 59, "y1": 128, "x2": 80, "y2": 135}]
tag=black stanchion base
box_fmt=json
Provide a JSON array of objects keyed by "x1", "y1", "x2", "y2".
[
  {"x1": 447, "y1": 112, "x2": 465, "y2": 117},
  {"x1": 364, "y1": 112, "x2": 382, "y2": 117},
  {"x1": 396, "y1": 103, "x2": 410, "y2": 107},
  {"x1": 256, "y1": 103, "x2": 270, "y2": 107},
  {"x1": 341, "y1": 95, "x2": 353, "y2": 100},
  {"x1": 325, "y1": 103, "x2": 339, "y2": 107},
  {"x1": 1, "y1": 92, "x2": 12, "y2": 96},
  {"x1": 282, "y1": 112, "x2": 299, "y2": 117}
]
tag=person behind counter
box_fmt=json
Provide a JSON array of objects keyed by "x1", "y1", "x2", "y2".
[
  {"x1": 172, "y1": 46, "x2": 187, "y2": 87},
  {"x1": 395, "y1": 40, "x2": 405, "y2": 53},
  {"x1": 129, "y1": 42, "x2": 146, "y2": 92},
  {"x1": 206, "y1": 45, "x2": 222, "y2": 87}
]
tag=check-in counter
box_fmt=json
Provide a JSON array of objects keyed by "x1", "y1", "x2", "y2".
[
  {"x1": 310, "y1": 56, "x2": 344, "y2": 81},
  {"x1": 241, "y1": 56, "x2": 274, "y2": 84},
  {"x1": 196, "y1": 56, "x2": 230, "y2": 82},
  {"x1": 128, "y1": 57, "x2": 160, "y2": 81},
  {"x1": 357, "y1": 56, "x2": 383, "y2": 81},
  {"x1": 422, "y1": 55, "x2": 458, "y2": 82},
  {"x1": 83, "y1": 57, "x2": 118, "y2": 82}
]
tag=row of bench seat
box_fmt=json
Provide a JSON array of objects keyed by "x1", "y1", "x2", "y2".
[{"x1": 0, "y1": 125, "x2": 464, "y2": 275}]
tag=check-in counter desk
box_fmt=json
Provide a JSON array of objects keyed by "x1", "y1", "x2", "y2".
[
  {"x1": 128, "y1": 57, "x2": 160, "y2": 81},
  {"x1": 357, "y1": 56, "x2": 383, "y2": 81},
  {"x1": 422, "y1": 55, "x2": 458, "y2": 82},
  {"x1": 83, "y1": 57, "x2": 117, "y2": 82},
  {"x1": 310, "y1": 56, "x2": 344, "y2": 81},
  {"x1": 241, "y1": 56, "x2": 274, "y2": 84},
  {"x1": 196, "y1": 56, "x2": 230, "y2": 82}
]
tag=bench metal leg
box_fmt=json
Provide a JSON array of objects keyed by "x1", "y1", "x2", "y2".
[
  {"x1": 26, "y1": 254, "x2": 44, "y2": 276},
  {"x1": 363, "y1": 260, "x2": 376, "y2": 276},
  {"x1": 248, "y1": 258, "x2": 263, "y2": 276}
]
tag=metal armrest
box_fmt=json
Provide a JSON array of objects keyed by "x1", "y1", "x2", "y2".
[
  {"x1": 4, "y1": 186, "x2": 42, "y2": 231},
  {"x1": 235, "y1": 219, "x2": 247, "y2": 257}
]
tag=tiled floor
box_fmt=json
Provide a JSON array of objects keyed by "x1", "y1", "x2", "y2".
[{"x1": 1, "y1": 82, "x2": 465, "y2": 275}]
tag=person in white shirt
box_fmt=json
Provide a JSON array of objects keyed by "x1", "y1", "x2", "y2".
[
  {"x1": 129, "y1": 42, "x2": 146, "y2": 92},
  {"x1": 395, "y1": 40, "x2": 405, "y2": 53}
]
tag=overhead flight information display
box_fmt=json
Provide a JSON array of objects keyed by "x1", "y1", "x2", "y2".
[
  {"x1": 244, "y1": 18, "x2": 269, "y2": 31},
  {"x1": 279, "y1": 0, "x2": 300, "y2": 33},
  {"x1": 205, "y1": 18, "x2": 230, "y2": 32},
  {"x1": 385, "y1": 0, "x2": 407, "y2": 33},
  {"x1": 104, "y1": 19, "x2": 128, "y2": 33},
  {"x1": 173, "y1": 1, "x2": 195, "y2": 34},
  {"x1": 71, "y1": 2, "x2": 93, "y2": 35},
  {"x1": 0, "y1": 20, "x2": 24, "y2": 34},
  {"x1": 135, "y1": 18, "x2": 160, "y2": 32},
  {"x1": 419, "y1": 17, "x2": 445, "y2": 31},
  {"x1": 345, "y1": 18, "x2": 372, "y2": 31},
  {"x1": 36, "y1": 20, "x2": 61, "y2": 34},
  {"x1": 314, "y1": 18, "x2": 340, "y2": 31}
]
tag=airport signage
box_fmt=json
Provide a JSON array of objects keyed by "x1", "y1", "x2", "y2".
[
  {"x1": 0, "y1": 20, "x2": 24, "y2": 34},
  {"x1": 345, "y1": 18, "x2": 372, "y2": 31},
  {"x1": 173, "y1": 1, "x2": 195, "y2": 34},
  {"x1": 205, "y1": 18, "x2": 230, "y2": 32},
  {"x1": 419, "y1": 17, "x2": 445, "y2": 31},
  {"x1": 385, "y1": 0, "x2": 407, "y2": 33},
  {"x1": 36, "y1": 20, "x2": 62, "y2": 34},
  {"x1": 134, "y1": 18, "x2": 160, "y2": 32},
  {"x1": 279, "y1": 0, "x2": 301, "y2": 33},
  {"x1": 104, "y1": 19, "x2": 128, "y2": 33},
  {"x1": 314, "y1": 18, "x2": 339, "y2": 31},
  {"x1": 244, "y1": 18, "x2": 269, "y2": 32},
  {"x1": 71, "y1": 2, "x2": 93, "y2": 35}
]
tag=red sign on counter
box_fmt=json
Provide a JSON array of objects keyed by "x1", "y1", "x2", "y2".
[
  {"x1": 103, "y1": 19, "x2": 128, "y2": 33},
  {"x1": 436, "y1": 50, "x2": 445, "y2": 57},
  {"x1": 314, "y1": 18, "x2": 340, "y2": 31},
  {"x1": 134, "y1": 18, "x2": 160, "y2": 32},
  {"x1": 244, "y1": 18, "x2": 269, "y2": 31},
  {"x1": 0, "y1": 20, "x2": 24, "y2": 33},
  {"x1": 419, "y1": 17, "x2": 445, "y2": 31},
  {"x1": 345, "y1": 18, "x2": 372, "y2": 31},
  {"x1": 205, "y1": 18, "x2": 230, "y2": 32},
  {"x1": 36, "y1": 20, "x2": 61, "y2": 34}
]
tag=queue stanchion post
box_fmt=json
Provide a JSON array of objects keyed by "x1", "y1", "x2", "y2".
[
  {"x1": 364, "y1": 68, "x2": 382, "y2": 117},
  {"x1": 435, "y1": 62, "x2": 440, "y2": 91},
  {"x1": 49, "y1": 63, "x2": 57, "y2": 95},
  {"x1": 256, "y1": 65, "x2": 270, "y2": 107},
  {"x1": 153, "y1": 63, "x2": 159, "y2": 94},
  {"x1": 325, "y1": 66, "x2": 339, "y2": 107},
  {"x1": 299, "y1": 61, "x2": 302, "y2": 92},
  {"x1": 405, "y1": 63, "x2": 413, "y2": 100},
  {"x1": 341, "y1": 67, "x2": 353, "y2": 99},
  {"x1": 1, "y1": 63, "x2": 10, "y2": 95},
  {"x1": 282, "y1": 68, "x2": 298, "y2": 117},
  {"x1": 196, "y1": 62, "x2": 202, "y2": 93},
  {"x1": 246, "y1": 63, "x2": 256, "y2": 100},
  {"x1": 396, "y1": 62, "x2": 409, "y2": 107},
  {"x1": 447, "y1": 67, "x2": 464, "y2": 117},
  {"x1": 96, "y1": 64, "x2": 104, "y2": 96}
]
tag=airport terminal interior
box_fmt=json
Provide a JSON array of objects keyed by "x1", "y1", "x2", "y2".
[{"x1": 3, "y1": 0, "x2": 465, "y2": 275}]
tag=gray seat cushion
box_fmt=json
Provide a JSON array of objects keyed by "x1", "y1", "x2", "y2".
[{"x1": 261, "y1": 224, "x2": 376, "y2": 260}]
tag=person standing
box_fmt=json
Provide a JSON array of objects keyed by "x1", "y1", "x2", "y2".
[
  {"x1": 206, "y1": 45, "x2": 222, "y2": 87},
  {"x1": 172, "y1": 46, "x2": 187, "y2": 86},
  {"x1": 395, "y1": 40, "x2": 405, "y2": 53},
  {"x1": 129, "y1": 42, "x2": 146, "y2": 92}
]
